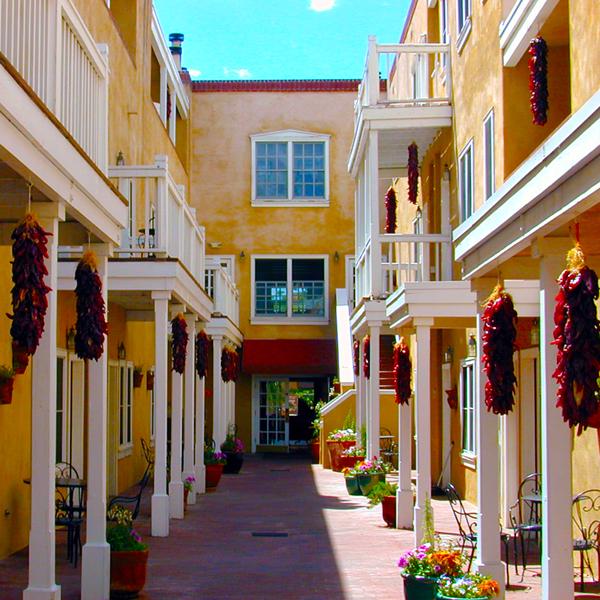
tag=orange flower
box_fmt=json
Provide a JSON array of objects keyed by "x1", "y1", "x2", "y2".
[{"x1": 478, "y1": 579, "x2": 500, "y2": 597}]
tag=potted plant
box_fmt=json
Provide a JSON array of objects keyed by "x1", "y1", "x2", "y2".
[
  {"x1": 342, "y1": 463, "x2": 364, "y2": 496},
  {"x1": 326, "y1": 428, "x2": 356, "y2": 471},
  {"x1": 338, "y1": 445, "x2": 366, "y2": 471},
  {"x1": 309, "y1": 400, "x2": 325, "y2": 463},
  {"x1": 106, "y1": 506, "x2": 148, "y2": 598},
  {"x1": 204, "y1": 445, "x2": 227, "y2": 490},
  {"x1": 367, "y1": 480, "x2": 398, "y2": 527},
  {"x1": 221, "y1": 426, "x2": 244, "y2": 474},
  {"x1": 435, "y1": 574, "x2": 500, "y2": 599},
  {"x1": 354, "y1": 456, "x2": 392, "y2": 496},
  {"x1": 133, "y1": 366, "x2": 143, "y2": 388},
  {"x1": 183, "y1": 475, "x2": 195, "y2": 506},
  {"x1": 0, "y1": 366, "x2": 16, "y2": 405}
]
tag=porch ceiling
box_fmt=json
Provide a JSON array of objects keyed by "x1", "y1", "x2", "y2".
[{"x1": 378, "y1": 127, "x2": 442, "y2": 170}]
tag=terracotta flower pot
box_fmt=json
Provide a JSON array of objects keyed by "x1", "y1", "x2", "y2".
[
  {"x1": 310, "y1": 440, "x2": 320, "y2": 463},
  {"x1": 381, "y1": 494, "x2": 396, "y2": 527},
  {"x1": 0, "y1": 378, "x2": 15, "y2": 405},
  {"x1": 327, "y1": 440, "x2": 356, "y2": 471},
  {"x1": 184, "y1": 487, "x2": 190, "y2": 508},
  {"x1": 337, "y1": 454, "x2": 365, "y2": 471},
  {"x1": 110, "y1": 549, "x2": 149, "y2": 598},
  {"x1": 402, "y1": 574, "x2": 438, "y2": 600},
  {"x1": 205, "y1": 463, "x2": 224, "y2": 489}
]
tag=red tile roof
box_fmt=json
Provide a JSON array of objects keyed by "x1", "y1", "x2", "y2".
[{"x1": 192, "y1": 79, "x2": 361, "y2": 93}]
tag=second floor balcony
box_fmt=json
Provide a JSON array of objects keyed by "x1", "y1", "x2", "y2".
[{"x1": 205, "y1": 259, "x2": 241, "y2": 329}]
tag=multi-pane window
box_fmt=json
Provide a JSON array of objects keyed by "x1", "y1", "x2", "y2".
[
  {"x1": 483, "y1": 110, "x2": 495, "y2": 201},
  {"x1": 254, "y1": 257, "x2": 327, "y2": 320},
  {"x1": 457, "y1": 0, "x2": 472, "y2": 34},
  {"x1": 459, "y1": 140, "x2": 474, "y2": 221},
  {"x1": 118, "y1": 364, "x2": 133, "y2": 449},
  {"x1": 252, "y1": 132, "x2": 329, "y2": 203},
  {"x1": 461, "y1": 360, "x2": 476, "y2": 455}
]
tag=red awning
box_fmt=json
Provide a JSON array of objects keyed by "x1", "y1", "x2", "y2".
[{"x1": 242, "y1": 339, "x2": 337, "y2": 375}]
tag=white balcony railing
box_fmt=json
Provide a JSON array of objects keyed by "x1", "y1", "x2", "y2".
[
  {"x1": 355, "y1": 234, "x2": 452, "y2": 302},
  {"x1": 0, "y1": 0, "x2": 108, "y2": 170},
  {"x1": 109, "y1": 156, "x2": 205, "y2": 285},
  {"x1": 205, "y1": 260, "x2": 240, "y2": 327},
  {"x1": 355, "y1": 36, "x2": 452, "y2": 123}
]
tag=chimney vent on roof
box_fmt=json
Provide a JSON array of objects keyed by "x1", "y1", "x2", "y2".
[{"x1": 169, "y1": 33, "x2": 184, "y2": 70}]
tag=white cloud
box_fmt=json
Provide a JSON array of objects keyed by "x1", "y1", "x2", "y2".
[
  {"x1": 309, "y1": 0, "x2": 336, "y2": 11},
  {"x1": 223, "y1": 67, "x2": 252, "y2": 79},
  {"x1": 188, "y1": 69, "x2": 201, "y2": 78}
]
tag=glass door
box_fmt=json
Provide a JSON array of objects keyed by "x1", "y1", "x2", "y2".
[{"x1": 257, "y1": 379, "x2": 289, "y2": 450}]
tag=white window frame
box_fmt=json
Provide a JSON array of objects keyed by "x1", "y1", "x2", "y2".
[
  {"x1": 117, "y1": 361, "x2": 134, "y2": 456},
  {"x1": 439, "y1": 0, "x2": 449, "y2": 69},
  {"x1": 251, "y1": 254, "x2": 329, "y2": 324},
  {"x1": 459, "y1": 139, "x2": 475, "y2": 222},
  {"x1": 345, "y1": 255, "x2": 356, "y2": 310},
  {"x1": 250, "y1": 130, "x2": 331, "y2": 206},
  {"x1": 483, "y1": 109, "x2": 495, "y2": 201},
  {"x1": 56, "y1": 349, "x2": 68, "y2": 464},
  {"x1": 460, "y1": 358, "x2": 476, "y2": 467},
  {"x1": 456, "y1": 0, "x2": 472, "y2": 53}
]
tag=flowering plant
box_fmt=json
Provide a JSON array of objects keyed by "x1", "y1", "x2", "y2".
[
  {"x1": 342, "y1": 446, "x2": 365, "y2": 457},
  {"x1": 345, "y1": 457, "x2": 391, "y2": 476},
  {"x1": 204, "y1": 446, "x2": 227, "y2": 465},
  {"x1": 397, "y1": 543, "x2": 463, "y2": 579},
  {"x1": 327, "y1": 428, "x2": 355, "y2": 442},
  {"x1": 221, "y1": 433, "x2": 244, "y2": 454},
  {"x1": 106, "y1": 506, "x2": 147, "y2": 552},
  {"x1": 437, "y1": 573, "x2": 500, "y2": 598},
  {"x1": 183, "y1": 475, "x2": 195, "y2": 492}
]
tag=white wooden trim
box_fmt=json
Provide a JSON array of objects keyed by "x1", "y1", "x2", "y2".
[
  {"x1": 483, "y1": 109, "x2": 495, "y2": 201},
  {"x1": 456, "y1": 17, "x2": 472, "y2": 54},
  {"x1": 458, "y1": 139, "x2": 475, "y2": 222},
  {"x1": 460, "y1": 357, "x2": 476, "y2": 457}
]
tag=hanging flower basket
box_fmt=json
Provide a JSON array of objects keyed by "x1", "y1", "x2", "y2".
[
  {"x1": 407, "y1": 143, "x2": 419, "y2": 205},
  {"x1": 363, "y1": 335, "x2": 371, "y2": 379},
  {"x1": 146, "y1": 370, "x2": 155, "y2": 391},
  {"x1": 445, "y1": 387, "x2": 458, "y2": 410},
  {"x1": 528, "y1": 37, "x2": 549, "y2": 126},
  {"x1": 195, "y1": 330, "x2": 210, "y2": 379},
  {"x1": 481, "y1": 284, "x2": 518, "y2": 415},
  {"x1": 8, "y1": 213, "x2": 52, "y2": 358},
  {"x1": 385, "y1": 186, "x2": 397, "y2": 233},
  {"x1": 0, "y1": 367, "x2": 16, "y2": 405},
  {"x1": 553, "y1": 242, "x2": 600, "y2": 434},
  {"x1": 352, "y1": 339, "x2": 360, "y2": 377},
  {"x1": 133, "y1": 368, "x2": 143, "y2": 388},
  {"x1": 393, "y1": 337, "x2": 412, "y2": 405},
  {"x1": 74, "y1": 251, "x2": 107, "y2": 361},
  {"x1": 171, "y1": 313, "x2": 188, "y2": 374}
]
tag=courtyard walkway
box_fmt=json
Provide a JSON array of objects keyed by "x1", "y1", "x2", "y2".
[{"x1": 1, "y1": 455, "x2": 599, "y2": 598}]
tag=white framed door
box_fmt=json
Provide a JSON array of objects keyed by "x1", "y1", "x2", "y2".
[{"x1": 253, "y1": 377, "x2": 290, "y2": 452}]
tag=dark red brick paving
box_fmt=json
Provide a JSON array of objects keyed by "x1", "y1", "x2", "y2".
[{"x1": 0, "y1": 455, "x2": 598, "y2": 599}]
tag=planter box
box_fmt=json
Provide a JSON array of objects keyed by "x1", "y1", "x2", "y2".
[
  {"x1": 205, "y1": 463, "x2": 224, "y2": 489},
  {"x1": 357, "y1": 472, "x2": 386, "y2": 496},
  {"x1": 110, "y1": 549, "x2": 149, "y2": 598},
  {"x1": 310, "y1": 440, "x2": 320, "y2": 463},
  {"x1": 344, "y1": 476, "x2": 362, "y2": 496},
  {"x1": 326, "y1": 440, "x2": 356, "y2": 471},
  {"x1": 402, "y1": 575, "x2": 438, "y2": 600}
]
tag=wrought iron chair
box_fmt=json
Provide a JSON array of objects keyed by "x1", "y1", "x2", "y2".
[
  {"x1": 379, "y1": 427, "x2": 397, "y2": 469},
  {"x1": 508, "y1": 472, "x2": 542, "y2": 579},
  {"x1": 107, "y1": 461, "x2": 153, "y2": 522},
  {"x1": 572, "y1": 488, "x2": 600, "y2": 590},
  {"x1": 445, "y1": 483, "x2": 510, "y2": 586},
  {"x1": 55, "y1": 462, "x2": 85, "y2": 567}
]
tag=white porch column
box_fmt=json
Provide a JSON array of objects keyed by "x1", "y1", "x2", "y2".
[
  {"x1": 539, "y1": 249, "x2": 573, "y2": 600},
  {"x1": 440, "y1": 360, "x2": 452, "y2": 488},
  {"x1": 182, "y1": 314, "x2": 196, "y2": 505},
  {"x1": 366, "y1": 325, "x2": 380, "y2": 459},
  {"x1": 413, "y1": 319, "x2": 433, "y2": 545},
  {"x1": 194, "y1": 373, "x2": 206, "y2": 494},
  {"x1": 169, "y1": 307, "x2": 185, "y2": 520},
  {"x1": 355, "y1": 340, "x2": 365, "y2": 446},
  {"x1": 397, "y1": 399, "x2": 413, "y2": 529},
  {"x1": 474, "y1": 284, "x2": 505, "y2": 595},
  {"x1": 367, "y1": 130, "x2": 382, "y2": 298},
  {"x1": 25, "y1": 205, "x2": 62, "y2": 600},
  {"x1": 81, "y1": 245, "x2": 112, "y2": 600},
  {"x1": 212, "y1": 336, "x2": 225, "y2": 447},
  {"x1": 151, "y1": 291, "x2": 170, "y2": 537}
]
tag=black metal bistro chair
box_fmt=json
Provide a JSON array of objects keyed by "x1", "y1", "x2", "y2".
[
  {"x1": 572, "y1": 488, "x2": 600, "y2": 590},
  {"x1": 445, "y1": 483, "x2": 510, "y2": 586}
]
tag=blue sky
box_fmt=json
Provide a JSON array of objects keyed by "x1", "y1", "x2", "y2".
[{"x1": 153, "y1": 0, "x2": 410, "y2": 80}]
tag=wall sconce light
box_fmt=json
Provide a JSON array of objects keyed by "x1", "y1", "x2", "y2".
[
  {"x1": 333, "y1": 251, "x2": 340, "y2": 263},
  {"x1": 443, "y1": 346, "x2": 453, "y2": 364},
  {"x1": 209, "y1": 241, "x2": 222, "y2": 249},
  {"x1": 116, "y1": 151, "x2": 125, "y2": 166},
  {"x1": 467, "y1": 334, "x2": 477, "y2": 358},
  {"x1": 239, "y1": 251, "x2": 246, "y2": 260},
  {"x1": 66, "y1": 326, "x2": 76, "y2": 351},
  {"x1": 118, "y1": 342, "x2": 126, "y2": 360},
  {"x1": 530, "y1": 318, "x2": 540, "y2": 346}
]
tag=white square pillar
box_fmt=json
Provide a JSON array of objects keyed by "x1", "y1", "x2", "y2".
[
  {"x1": 194, "y1": 372, "x2": 206, "y2": 494},
  {"x1": 182, "y1": 314, "x2": 197, "y2": 505},
  {"x1": 212, "y1": 336, "x2": 225, "y2": 448},
  {"x1": 397, "y1": 399, "x2": 413, "y2": 529},
  {"x1": 366, "y1": 325, "x2": 381, "y2": 459}
]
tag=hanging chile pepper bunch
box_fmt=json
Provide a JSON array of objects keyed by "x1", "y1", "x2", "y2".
[
  {"x1": 171, "y1": 313, "x2": 188, "y2": 374},
  {"x1": 352, "y1": 339, "x2": 360, "y2": 377},
  {"x1": 74, "y1": 251, "x2": 107, "y2": 360},
  {"x1": 528, "y1": 37, "x2": 549, "y2": 126},
  {"x1": 8, "y1": 213, "x2": 52, "y2": 358},
  {"x1": 232, "y1": 346, "x2": 241, "y2": 382},
  {"x1": 407, "y1": 142, "x2": 419, "y2": 205},
  {"x1": 384, "y1": 186, "x2": 397, "y2": 234},
  {"x1": 481, "y1": 284, "x2": 519, "y2": 415},
  {"x1": 363, "y1": 335, "x2": 371, "y2": 379},
  {"x1": 195, "y1": 330, "x2": 210, "y2": 379},
  {"x1": 393, "y1": 337, "x2": 412, "y2": 405},
  {"x1": 552, "y1": 242, "x2": 600, "y2": 434},
  {"x1": 221, "y1": 346, "x2": 239, "y2": 382}
]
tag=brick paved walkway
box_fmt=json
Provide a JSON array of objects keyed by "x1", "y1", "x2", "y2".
[{"x1": 1, "y1": 455, "x2": 599, "y2": 598}]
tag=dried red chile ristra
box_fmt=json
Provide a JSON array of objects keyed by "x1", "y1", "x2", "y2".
[
  {"x1": 481, "y1": 284, "x2": 518, "y2": 415},
  {"x1": 363, "y1": 335, "x2": 370, "y2": 379},
  {"x1": 195, "y1": 330, "x2": 210, "y2": 378},
  {"x1": 528, "y1": 37, "x2": 549, "y2": 126},
  {"x1": 407, "y1": 142, "x2": 419, "y2": 205},
  {"x1": 393, "y1": 337, "x2": 412, "y2": 405},
  {"x1": 552, "y1": 244, "x2": 600, "y2": 434},
  {"x1": 221, "y1": 346, "x2": 238, "y2": 382},
  {"x1": 171, "y1": 313, "x2": 188, "y2": 374},
  {"x1": 74, "y1": 251, "x2": 107, "y2": 361},
  {"x1": 352, "y1": 339, "x2": 360, "y2": 377},
  {"x1": 8, "y1": 213, "x2": 52, "y2": 356},
  {"x1": 385, "y1": 186, "x2": 397, "y2": 234}
]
